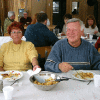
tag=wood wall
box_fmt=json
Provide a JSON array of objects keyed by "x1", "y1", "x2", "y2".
[
  {"x1": 98, "y1": 0, "x2": 100, "y2": 25},
  {"x1": 31, "y1": 0, "x2": 47, "y2": 18},
  {"x1": 0, "y1": 0, "x2": 99, "y2": 33},
  {"x1": 66, "y1": 0, "x2": 95, "y2": 23},
  {"x1": 46, "y1": 0, "x2": 53, "y2": 25},
  {"x1": 0, "y1": 0, "x2": 48, "y2": 33}
]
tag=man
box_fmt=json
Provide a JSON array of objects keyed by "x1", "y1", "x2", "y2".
[
  {"x1": 25, "y1": 13, "x2": 58, "y2": 70},
  {"x1": 55, "y1": 13, "x2": 72, "y2": 33},
  {"x1": 20, "y1": 12, "x2": 32, "y2": 25},
  {"x1": 24, "y1": 13, "x2": 58, "y2": 47},
  {"x1": 4, "y1": 11, "x2": 15, "y2": 34},
  {"x1": 40, "y1": 11, "x2": 50, "y2": 26},
  {"x1": 44, "y1": 18, "x2": 100, "y2": 73}
]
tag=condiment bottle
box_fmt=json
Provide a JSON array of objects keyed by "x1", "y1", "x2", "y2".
[{"x1": 0, "y1": 75, "x2": 3, "y2": 93}]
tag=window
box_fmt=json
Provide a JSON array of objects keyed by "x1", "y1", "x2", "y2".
[
  {"x1": 72, "y1": 2, "x2": 79, "y2": 14},
  {"x1": 18, "y1": 9, "x2": 24, "y2": 17},
  {"x1": 53, "y1": 2, "x2": 59, "y2": 13}
]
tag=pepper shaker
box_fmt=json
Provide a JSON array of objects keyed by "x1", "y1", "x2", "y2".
[{"x1": 0, "y1": 76, "x2": 3, "y2": 93}]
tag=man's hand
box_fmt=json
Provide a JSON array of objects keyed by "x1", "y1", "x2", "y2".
[
  {"x1": 33, "y1": 65, "x2": 41, "y2": 71},
  {"x1": 59, "y1": 62, "x2": 73, "y2": 72}
]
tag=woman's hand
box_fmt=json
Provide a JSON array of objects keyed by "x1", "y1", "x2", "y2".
[
  {"x1": 33, "y1": 65, "x2": 41, "y2": 71},
  {"x1": 32, "y1": 57, "x2": 41, "y2": 71},
  {"x1": 94, "y1": 31, "x2": 98, "y2": 34},
  {"x1": 58, "y1": 62, "x2": 73, "y2": 72}
]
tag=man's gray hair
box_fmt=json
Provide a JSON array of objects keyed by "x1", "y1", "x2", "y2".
[
  {"x1": 67, "y1": 18, "x2": 84, "y2": 31},
  {"x1": 40, "y1": 11, "x2": 45, "y2": 13},
  {"x1": 23, "y1": 12, "x2": 27, "y2": 14},
  {"x1": 8, "y1": 11, "x2": 15, "y2": 18}
]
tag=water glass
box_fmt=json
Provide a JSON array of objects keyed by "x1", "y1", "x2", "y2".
[
  {"x1": 3, "y1": 86, "x2": 14, "y2": 100},
  {"x1": 94, "y1": 75, "x2": 100, "y2": 88},
  {"x1": 53, "y1": 28, "x2": 60, "y2": 36}
]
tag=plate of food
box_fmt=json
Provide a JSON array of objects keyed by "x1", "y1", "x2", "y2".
[
  {"x1": 72, "y1": 70, "x2": 95, "y2": 81},
  {"x1": 0, "y1": 71, "x2": 23, "y2": 81}
]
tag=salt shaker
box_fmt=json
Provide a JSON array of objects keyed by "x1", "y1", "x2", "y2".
[{"x1": 0, "y1": 75, "x2": 3, "y2": 93}]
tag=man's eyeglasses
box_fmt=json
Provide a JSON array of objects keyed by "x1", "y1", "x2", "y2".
[{"x1": 11, "y1": 31, "x2": 22, "y2": 34}]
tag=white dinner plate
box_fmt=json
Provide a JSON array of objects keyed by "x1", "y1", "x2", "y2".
[
  {"x1": 0, "y1": 71, "x2": 23, "y2": 81},
  {"x1": 72, "y1": 70, "x2": 95, "y2": 81}
]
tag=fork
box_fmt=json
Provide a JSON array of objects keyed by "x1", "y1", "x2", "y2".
[
  {"x1": 10, "y1": 79, "x2": 19, "y2": 86},
  {"x1": 72, "y1": 67, "x2": 86, "y2": 79}
]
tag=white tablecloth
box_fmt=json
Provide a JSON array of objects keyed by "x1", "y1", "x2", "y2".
[
  {"x1": 86, "y1": 39, "x2": 97, "y2": 46},
  {"x1": 0, "y1": 36, "x2": 26, "y2": 48},
  {"x1": 0, "y1": 70, "x2": 100, "y2": 100}
]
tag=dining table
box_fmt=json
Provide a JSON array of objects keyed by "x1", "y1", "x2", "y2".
[
  {"x1": 0, "y1": 70, "x2": 100, "y2": 100},
  {"x1": 47, "y1": 25, "x2": 56, "y2": 30}
]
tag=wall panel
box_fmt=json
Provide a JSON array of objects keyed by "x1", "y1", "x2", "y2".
[
  {"x1": 46, "y1": 0, "x2": 53, "y2": 25},
  {"x1": 1, "y1": 0, "x2": 96, "y2": 32},
  {"x1": 31, "y1": 0, "x2": 47, "y2": 19},
  {"x1": 66, "y1": 0, "x2": 94, "y2": 23}
]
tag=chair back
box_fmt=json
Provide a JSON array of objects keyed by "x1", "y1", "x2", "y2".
[{"x1": 35, "y1": 46, "x2": 51, "y2": 58}]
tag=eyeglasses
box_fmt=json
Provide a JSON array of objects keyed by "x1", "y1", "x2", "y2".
[{"x1": 11, "y1": 31, "x2": 22, "y2": 34}]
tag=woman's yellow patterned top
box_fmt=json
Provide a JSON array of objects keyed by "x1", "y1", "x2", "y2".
[{"x1": 0, "y1": 40, "x2": 38, "y2": 71}]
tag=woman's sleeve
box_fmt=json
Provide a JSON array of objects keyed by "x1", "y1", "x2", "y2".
[
  {"x1": 95, "y1": 26, "x2": 100, "y2": 36},
  {"x1": 62, "y1": 25, "x2": 65, "y2": 33},
  {"x1": 26, "y1": 42, "x2": 38, "y2": 63},
  {"x1": 95, "y1": 26, "x2": 98, "y2": 31},
  {"x1": 82, "y1": 24, "x2": 87, "y2": 36},
  {"x1": 0, "y1": 43, "x2": 6, "y2": 67}
]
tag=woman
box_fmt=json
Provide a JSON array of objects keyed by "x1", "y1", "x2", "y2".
[
  {"x1": 31, "y1": 13, "x2": 38, "y2": 24},
  {"x1": 61, "y1": 13, "x2": 72, "y2": 35},
  {"x1": 83, "y1": 15, "x2": 100, "y2": 38},
  {"x1": 0, "y1": 21, "x2": 40, "y2": 71}
]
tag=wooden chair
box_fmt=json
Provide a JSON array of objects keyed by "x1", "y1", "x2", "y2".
[
  {"x1": 35, "y1": 46, "x2": 51, "y2": 59},
  {"x1": 35, "y1": 46, "x2": 51, "y2": 70}
]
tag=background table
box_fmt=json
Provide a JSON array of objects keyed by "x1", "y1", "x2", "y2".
[
  {"x1": 0, "y1": 70, "x2": 100, "y2": 100},
  {"x1": 47, "y1": 25, "x2": 56, "y2": 30}
]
